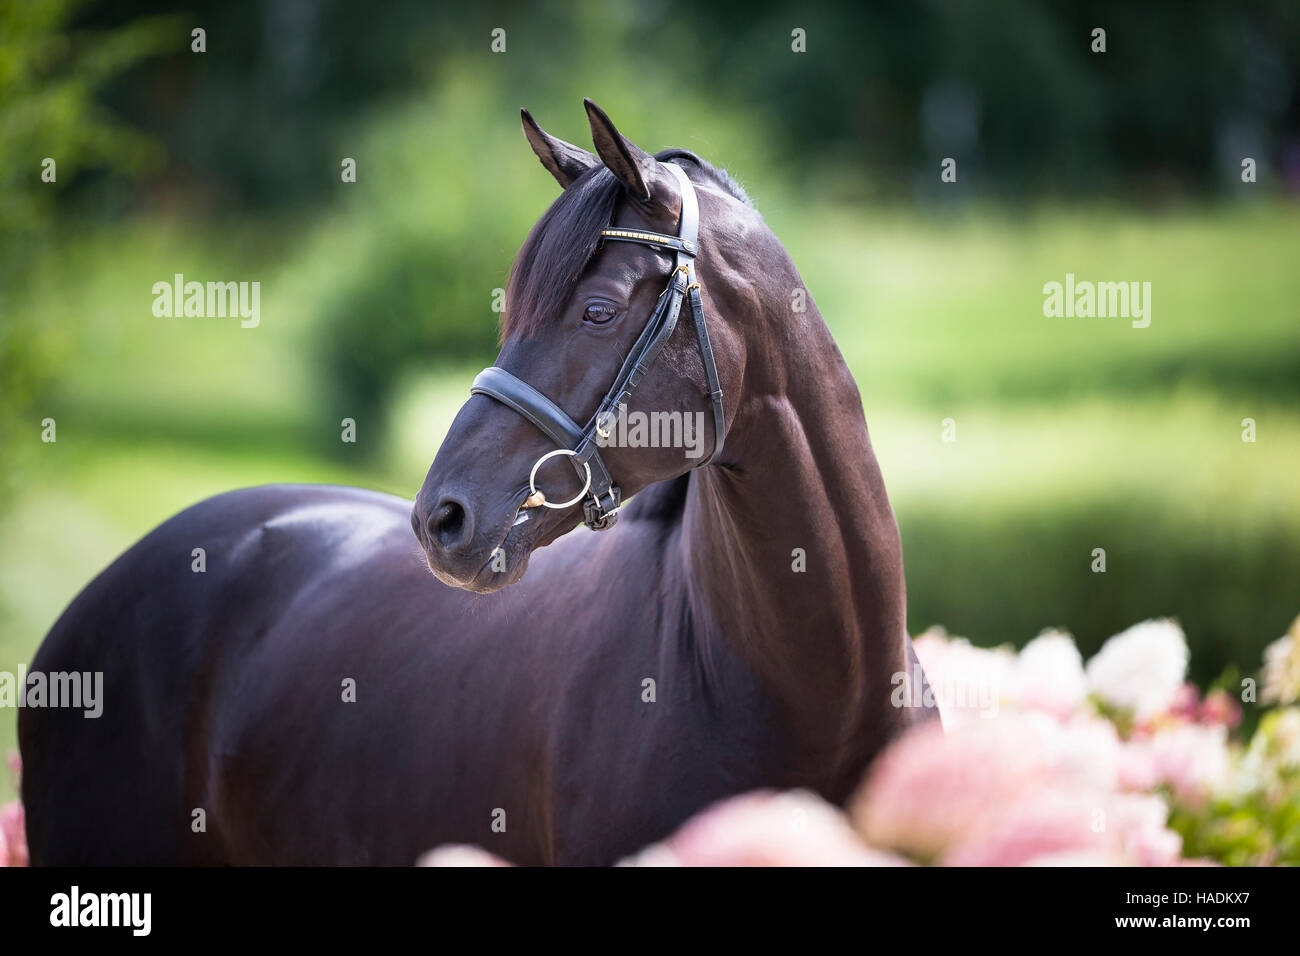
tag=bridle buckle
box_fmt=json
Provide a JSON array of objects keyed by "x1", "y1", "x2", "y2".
[{"x1": 583, "y1": 487, "x2": 621, "y2": 531}]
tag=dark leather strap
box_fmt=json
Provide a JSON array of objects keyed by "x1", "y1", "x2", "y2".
[
  {"x1": 688, "y1": 283, "x2": 726, "y2": 465},
  {"x1": 470, "y1": 161, "x2": 725, "y2": 531},
  {"x1": 588, "y1": 269, "x2": 688, "y2": 437},
  {"x1": 664, "y1": 163, "x2": 699, "y2": 274},
  {"x1": 661, "y1": 163, "x2": 724, "y2": 466},
  {"x1": 471, "y1": 367, "x2": 583, "y2": 449}
]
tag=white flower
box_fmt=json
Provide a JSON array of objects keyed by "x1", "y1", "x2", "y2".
[
  {"x1": 1085, "y1": 619, "x2": 1189, "y2": 721},
  {"x1": 1271, "y1": 708, "x2": 1300, "y2": 768},
  {"x1": 1261, "y1": 615, "x2": 1300, "y2": 706},
  {"x1": 1013, "y1": 629, "x2": 1088, "y2": 719}
]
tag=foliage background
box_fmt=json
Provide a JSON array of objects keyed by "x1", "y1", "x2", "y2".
[{"x1": 2, "y1": 0, "x2": 1299, "y2": 796}]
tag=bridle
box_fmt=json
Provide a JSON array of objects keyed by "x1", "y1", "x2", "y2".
[{"x1": 469, "y1": 163, "x2": 726, "y2": 531}]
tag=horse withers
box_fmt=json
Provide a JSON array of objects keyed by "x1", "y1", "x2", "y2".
[{"x1": 20, "y1": 100, "x2": 936, "y2": 865}]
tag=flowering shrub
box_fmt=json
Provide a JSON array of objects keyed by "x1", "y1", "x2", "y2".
[
  {"x1": 427, "y1": 615, "x2": 1300, "y2": 867},
  {"x1": 889, "y1": 615, "x2": 1300, "y2": 866}
]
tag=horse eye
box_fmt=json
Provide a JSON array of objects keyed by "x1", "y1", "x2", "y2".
[{"x1": 582, "y1": 302, "x2": 617, "y2": 325}]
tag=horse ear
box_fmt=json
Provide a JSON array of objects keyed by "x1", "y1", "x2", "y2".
[
  {"x1": 521, "y1": 108, "x2": 598, "y2": 189},
  {"x1": 584, "y1": 98, "x2": 656, "y2": 200}
]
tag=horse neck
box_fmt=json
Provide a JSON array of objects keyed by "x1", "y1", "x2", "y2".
[{"x1": 680, "y1": 279, "x2": 912, "y2": 792}]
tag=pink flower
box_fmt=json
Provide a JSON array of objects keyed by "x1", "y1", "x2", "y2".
[
  {"x1": 1039, "y1": 715, "x2": 1123, "y2": 792},
  {"x1": 1117, "y1": 739, "x2": 1162, "y2": 791},
  {"x1": 1198, "y1": 689, "x2": 1241, "y2": 729},
  {"x1": 852, "y1": 711, "x2": 1183, "y2": 865},
  {"x1": 626, "y1": 791, "x2": 907, "y2": 867},
  {"x1": 1024, "y1": 851, "x2": 1126, "y2": 866},
  {"x1": 942, "y1": 791, "x2": 1180, "y2": 867},
  {"x1": 417, "y1": 844, "x2": 512, "y2": 867},
  {"x1": 418, "y1": 792, "x2": 906, "y2": 867},
  {"x1": 0, "y1": 801, "x2": 26, "y2": 868},
  {"x1": 1150, "y1": 723, "x2": 1231, "y2": 805},
  {"x1": 1120, "y1": 718, "x2": 1232, "y2": 805},
  {"x1": 1110, "y1": 793, "x2": 1183, "y2": 866},
  {"x1": 943, "y1": 791, "x2": 1122, "y2": 866},
  {"x1": 1167, "y1": 683, "x2": 1201, "y2": 722},
  {"x1": 0, "y1": 751, "x2": 24, "y2": 868},
  {"x1": 911, "y1": 628, "x2": 1013, "y2": 728},
  {"x1": 851, "y1": 717, "x2": 1056, "y2": 858}
]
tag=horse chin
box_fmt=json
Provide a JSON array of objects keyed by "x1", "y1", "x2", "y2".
[
  {"x1": 467, "y1": 557, "x2": 531, "y2": 594},
  {"x1": 425, "y1": 549, "x2": 529, "y2": 594}
]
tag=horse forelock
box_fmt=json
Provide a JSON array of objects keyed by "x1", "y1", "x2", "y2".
[
  {"x1": 501, "y1": 150, "x2": 752, "y2": 342},
  {"x1": 501, "y1": 165, "x2": 622, "y2": 341}
]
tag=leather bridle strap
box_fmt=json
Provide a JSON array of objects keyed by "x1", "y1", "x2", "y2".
[
  {"x1": 470, "y1": 162, "x2": 725, "y2": 531},
  {"x1": 469, "y1": 366, "x2": 583, "y2": 451}
]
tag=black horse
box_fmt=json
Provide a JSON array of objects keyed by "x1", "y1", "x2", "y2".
[{"x1": 21, "y1": 101, "x2": 935, "y2": 865}]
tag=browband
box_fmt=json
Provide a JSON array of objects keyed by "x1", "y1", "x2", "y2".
[{"x1": 471, "y1": 162, "x2": 726, "y2": 531}]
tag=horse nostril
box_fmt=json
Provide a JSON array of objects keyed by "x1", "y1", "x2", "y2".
[{"x1": 427, "y1": 497, "x2": 472, "y2": 553}]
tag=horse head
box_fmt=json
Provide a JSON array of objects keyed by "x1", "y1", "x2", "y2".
[{"x1": 414, "y1": 100, "x2": 767, "y2": 592}]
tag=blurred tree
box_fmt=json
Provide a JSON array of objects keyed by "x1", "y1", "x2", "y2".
[
  {"x1": 686, "y1": 0, "x2": 1300, "y2": 201},
  {"x1": 0, "y1": 0, "x2": 174, "y2": 496},
  {"x1": 58, "y1": 0, "x2": 1300, "y2": 211}
]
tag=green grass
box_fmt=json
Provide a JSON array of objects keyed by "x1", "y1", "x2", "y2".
[
  {"x1": 870, "y1": 395, "x2": 1300, "y2": 679},
  {"x1": 771, "y1": 201, "x2": 1300, "y2": 409}
]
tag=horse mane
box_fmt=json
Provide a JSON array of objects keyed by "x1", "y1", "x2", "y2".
[{"x1": 502, "y1": 150, "x2": 752, "y2": 341}]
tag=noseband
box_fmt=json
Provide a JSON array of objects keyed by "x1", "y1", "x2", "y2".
[{"x1": 470, "y1": 163, "x2": 726, "y2": 531}]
